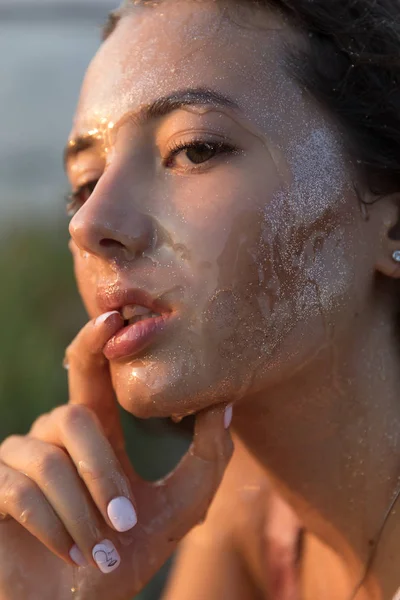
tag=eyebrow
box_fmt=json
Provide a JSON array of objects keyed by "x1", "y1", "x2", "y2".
[
  {"x1": 63, "y1": 134, "x2": 99, "y2": 170},
  {"x1": 64, "y1": 88, "x2": 240, "y2": 169},
  {"x1": 102, "y1": 11, "x2": 121, "y2": 41}
]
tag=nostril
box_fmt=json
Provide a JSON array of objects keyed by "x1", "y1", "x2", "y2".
[{"x1": 99, "y1": 238, "x2": 125, "y2": 249}]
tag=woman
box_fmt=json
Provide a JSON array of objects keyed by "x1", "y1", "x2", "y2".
[{"x1": 1, "y1": 0, "x2": 400, "y2": 598}]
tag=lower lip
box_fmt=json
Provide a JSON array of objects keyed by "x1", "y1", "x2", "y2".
[{"x1": 103, "y1": 314, "x2": 172, "y2": 361}]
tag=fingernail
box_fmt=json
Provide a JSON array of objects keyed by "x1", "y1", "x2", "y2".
[
  {"x1": 69, "y1": 544, "x2": 87, "y2": 567},
  {"x1": 92, "y1": 539, "x2": 121, "y2": 574},
  {"x1": 95, "y1": 311, "x2": 119, "y2": 327},
  {"x1": 107, "y1": 496, "x2": 138, "y2": 532},
  {"x1": 224, "y1": 405, "x2": 233, "y2": 429}
]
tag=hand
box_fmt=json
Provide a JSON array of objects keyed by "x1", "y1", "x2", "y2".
[{"x1": 0, "y1": 311, "x2": 233, "y2": 600}]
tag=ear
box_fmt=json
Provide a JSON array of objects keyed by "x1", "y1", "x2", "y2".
[{"x1": 374, "y1": 193, "x2": 400, "y2": 279}]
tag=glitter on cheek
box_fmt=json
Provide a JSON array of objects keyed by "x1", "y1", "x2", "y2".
[
  {"x1": 261, "y1": 120, "x2": 356, "y2": 313},
  {"x1": 234, "y1": 117, "x2": 361, "y2": 392},
  {"x1": 280, "y1": 125, "x2": 349, "y2": 224},
  {"x1": 261, "y1": 198, "x2": 352, "y2": 326}
]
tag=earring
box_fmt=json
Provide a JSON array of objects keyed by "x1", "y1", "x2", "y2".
[{"x1": 393, "y1": 250, "x2": 400, "y2": 263}]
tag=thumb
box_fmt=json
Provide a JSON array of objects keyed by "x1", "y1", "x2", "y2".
[
  {"x1": 146, "y1": 404, "x2": 234, "y2": 543},
  {"x1": 64, "y1": 311, "x2": 125, "y2": 453}
]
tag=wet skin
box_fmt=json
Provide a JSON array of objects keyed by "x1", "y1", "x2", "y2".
[
  {"x1": 68, "y1": 2, "x2": 365, "y2": 420},
  {"x1": 65, "y1": 1, "x2": 400, "y2": 598}
]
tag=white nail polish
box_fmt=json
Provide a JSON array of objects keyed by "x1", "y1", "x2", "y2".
[
  {"x1": 92, "y1": 539, "x2": 121, "y2": 574},
  {"x1": 69, "y1": 544, "x2": 87, "y2": 567},
  {"x1": 95, "y1": 311, "x2": 119, "y2": 327},
  {"x1": 224, "y1": 405, "x2": 233, "y2": 429},
  {"x1": 107, "y1": 497, "x2": 138, "y2": 532}
]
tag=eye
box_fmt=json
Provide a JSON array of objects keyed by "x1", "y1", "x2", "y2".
[
  {"x1": 184, "y1": 143, "x2": 219, "y2": 164},
  {"x1": 164, "y1": 140, "x2": 238, "y2": 171},
  {"x1": 65, "y1": 180, "x2": 98, "y2": 217}
]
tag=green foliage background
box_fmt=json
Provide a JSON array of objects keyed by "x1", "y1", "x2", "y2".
[{"x1": 0, "y1": 221, "x2": 189, "y2": 599}]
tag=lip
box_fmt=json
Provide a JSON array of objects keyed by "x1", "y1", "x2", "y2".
[
  {"x1": 97, "y1": 286, "x2": 175, "y2": 361},
  {"x1": 96, "y1": 287, "x2": 170, "y2": 316},
  {"x1": 104, "y1": 312, "x2": 174, "y2": 361}
]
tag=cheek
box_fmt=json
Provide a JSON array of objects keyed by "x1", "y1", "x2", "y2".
[
  {"x1": 266, "y1": 223, "x2": 354, "y2": 327},
  {"x1": 170, "y1": 163, "x2": 280, "y2": 295},
  {"x1": 197, "y1": 211, "x2": 277, "y2": 393},
  {"x1": 251, "y1": 204, "x2": 358, "y2": 383},
  {"x1": 199, "y1": 198, "x2": 358, "y2": 394}
]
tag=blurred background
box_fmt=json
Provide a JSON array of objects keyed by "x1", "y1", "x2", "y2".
[{"x1": 0, "y1": 2, "x2": 189, "y2": 597}]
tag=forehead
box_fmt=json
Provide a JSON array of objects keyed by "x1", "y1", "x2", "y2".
[{"x1": 72, "y1": 0, "x2": 303, "y2": 135}]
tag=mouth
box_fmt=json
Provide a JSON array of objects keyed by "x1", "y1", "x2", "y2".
[
  {"x1": 121, "y1": 304, "x2": 162, "y2": 327},
  {"x1": 103, "y1": 302, "x2": 174, "y2": 361}
]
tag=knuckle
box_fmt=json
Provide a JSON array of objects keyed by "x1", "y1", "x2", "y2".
[
  {"x1": 6, "y1": 478, "x2": 38, "y2": 511},
  {"x1": 57, "y1": 404, "x2": 94, "y2": 431},
  {"x1": 64, "y1": 343, "x2": 76, "y2": 364},
  {"x1": 81, "y1": 464, "x2": 107, "y2": 484},
  {"x1": 35, "y1": 447, "x2": 68, "y2": 483},
  {"x1": 64, "y1": 344, "x2": 78, "y2": 372},
  {"x1": 49, "y1": 405, "x2": 66, "y2": 421},
  {"x1": 0, "y1": 435, "x2": 23, "y2": 456},
  {"x1": 31, "y1": 413, "x2": 51, "y2": 432}
]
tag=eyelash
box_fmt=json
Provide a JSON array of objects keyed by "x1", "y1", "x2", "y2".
[
  {"x1": 66, "y1": 139, "x2": 238, "y2": 217},
  {"x1": 163, "y1": 138, "x2": 238, "y2": 168}
]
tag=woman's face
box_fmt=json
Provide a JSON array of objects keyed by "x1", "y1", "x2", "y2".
[{"x1": 66, "y1": 0, "x2": 378, "y2": 419}]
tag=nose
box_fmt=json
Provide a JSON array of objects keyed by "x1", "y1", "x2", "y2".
[{"x1": 69, "y1": 171, "x2": 157, "y2": 262}]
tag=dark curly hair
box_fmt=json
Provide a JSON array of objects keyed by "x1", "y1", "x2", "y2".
[
  {"x1": 270, "y1": 0, "x2": 400, "y2": 199},
  {"x1": 104, "y1": 0, "x2": 400, "y2": 199}
]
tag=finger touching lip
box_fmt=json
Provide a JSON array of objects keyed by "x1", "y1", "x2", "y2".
[{"x1": 64, "y1": 311, "x2": 124, "y2": 371}]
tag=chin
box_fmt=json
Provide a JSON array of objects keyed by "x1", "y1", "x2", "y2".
[{"x1": 110, "y1": 356, "x2": 236, "y2": 420}]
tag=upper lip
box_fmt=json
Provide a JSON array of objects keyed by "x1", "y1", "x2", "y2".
[{"x1": 96, "y1": 286, "x2": 172, "y2": 316}]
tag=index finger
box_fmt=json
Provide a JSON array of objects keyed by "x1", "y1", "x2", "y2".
[{"x1": 64, "y1": 311, "x2": 124, "y2": 451}]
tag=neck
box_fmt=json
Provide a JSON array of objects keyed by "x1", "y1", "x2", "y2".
[{"x1": 234, "y1": 296, "x2": 400, "y2": 599}]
